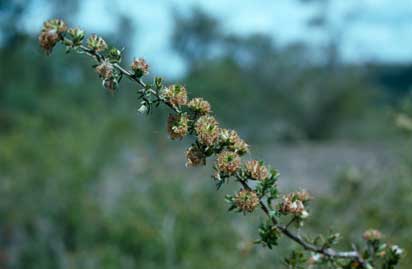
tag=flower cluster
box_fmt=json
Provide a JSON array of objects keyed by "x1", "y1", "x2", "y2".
[
  {"x1": 234, "y1": 189, "x2": 260, "y2": 213},
  {"x1": 87, "y1": 34, "x2": 108, "y2": 52},
  {"x1": 279, "y1": 191, "x2": 310, "y2": 217},
  {"x1": 131, "y1": 58, "x2": 149, "y2": 77},
  {"x1": 95, "y1": 60, "x2": 114, "y2": 79},
  {"x1": 185, "y1": 145, "x2": 206, "y2": 167},
  {"x1": 363, "y1": 229, "x2": 382, "y2": 242},
  {"x1": 67, "y1": 28, "x2": 85, "y2": 46},
  {"x1": 195, "y1": 115, "x2": 220, "y2": 147},
  {"x1": 167, "y1": 113, "x2": 189, "y2": 140},
  {"x1": 161, "y1": 84, "x2": 188, "y2": 108},
  {"x1": 39, "y1": 18, "x2": 403, "y2": 269},
  {"x1": 245, "y1": 160, "x2": 269, "y2": 180},
  {"x1": 216, "y1": 150, "x2": 241, "y2": 175},
  {"x1": 38, "y1": 19, "x2": 67, "y2": 55},
  {"x1": 188, "y1": 98, "x2": 212, "y2": 115},
  {"x1": 219, "y1": 129, "x2": 249, "y2": 155}
]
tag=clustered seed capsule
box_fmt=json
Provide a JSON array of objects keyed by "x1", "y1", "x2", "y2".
[
  {"x1": 131, "y1": 58, "x2": 149, "y2": 77},
  {"x1": 220, "y1": 129, "x2": 249, "y2": 155},
  {"x1": 188, "y1": 98, "x2": 212, "y2": 115},
  {"x1": 167, "y1": 113, "x2": 189, "y2": 140},
  {"x1": 185, "y1": 145, "x2": 206, "y2": 167},
  {"x1": 363, "y1": 229, "x2": 382, "y2": 242},
  {"x1": 216, "y1": 150, "x2": 241, "y2": 175},
  {"x1": 245, "y1": 160, "x2": 269, "y2": 180},
  {"x1": 161, "y1": 84, "x2": 188, "y2": 108},
  {"x1": 195, "y1": 115, "x2": 220, "y2": 147},
  {"x1": 279, "y1": 192, "x2": 308, "y2": 217},
  {"x1": 95, "y1": 60, "x2": 114, "y2": 79},
  {"x1": 234, "y1": 189, "x2": 260, "y2": 213},
  {"x1": 38, "y1": 19, "x2": 67, "y2": 55},
  {"x1": 87, "y1": 34, "x2": 108, "y2": 52}
]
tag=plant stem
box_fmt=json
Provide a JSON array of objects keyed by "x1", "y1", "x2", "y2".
[{"x1": 73, "y1": 43, "x2": 366, "y2": 267}]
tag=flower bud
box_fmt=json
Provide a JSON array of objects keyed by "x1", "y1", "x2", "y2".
[
  {"x1": 161, "y1": 84, "x2": 188, "y2": 108},
  {"x1": 195, "y1": 115, "x2": 220, "y2": 147},
  {"x1": 108, "y1": 48, "x2": 122, "y2": 63},
  {"x1": 245, "y1": 160, "x2": 269, "y2": 180},
  {"x1": 234, "y1": 189, "x2": 260, "y2": 213},
  {"x1": 167, "y1": 113, "x2": 189, "y2": 140},
  {"x1": 43, "y1": 19, "x2": 67, "y2": 34},
  {"x1": 38, "y1": 29, "x2": 59, "y2": 55},
  {"x1": 67, "y1": 27, "x2": 85, "y2": 46},
  {"x1": 363, "y1": 229, "x2": 382, "y2": 242},
  {"x1": 131, "y1": 58, "x2": 149, "y2": 77},
  {"x1": 216, "y1": 150, "x2": 241, "y2": 175},
  {"x1": 87, "y1": 34, "x2": 108, "y2": 52},
  {"x1": 279, "y1": 192, "x2": 306, "y2": 215},
  {"x1": 188, "y1": 97, "x2": 211, "y2": 115}
]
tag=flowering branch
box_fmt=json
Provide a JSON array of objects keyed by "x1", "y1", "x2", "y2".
[{"x1": 39, "y1": 19, "x2": 403, "y2": 269}]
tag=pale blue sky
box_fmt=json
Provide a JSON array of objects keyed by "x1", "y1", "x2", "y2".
[{"x1": 24, "y1": 0, "x2": 412, "y2": 77}]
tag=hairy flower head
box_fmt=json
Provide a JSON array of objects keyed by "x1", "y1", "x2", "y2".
[
  {"x1": 188, "y1": 98, "x2": 212, "y2": 115},
  {"x1": 216, "y1": 150, "x2": 241, "y2": 175},
  {"x1": 38, "y1": 19, "x2": 67, "y2": 55},
  {"x1": 131, "y1": 58, "x2": 149, "y2": 77},
  {"x1": 195, "y1": 115, "x2": 220, "y2": 147},
  {"x1": 234, "y1": 189, "x2": 260, "y2": 213},
  {"x1": 43, "y1": 18, "x2": 67, "y2": 34},
  {"x1": 95, "y1": 60, "x2": 114, "y2": 79},
  {"x1": 87, "y1": 34, "x2": 108, "y2": 52},
  {"x1": 185, "y1": 145, "x2": 206, "y2": 167},
  {"x1": 245, "y1": 160, "x2": 269, "y2": 180},
  {"x1": 220, "y1": 129, "x2": 249, "y2": 155},
  {"x1": 363, "y1": 229, "x2": 382, "y2": 242},
  {"x1": 67, "y1": 27, "x2": 85, "y2": 46},
  {"x1": 161, "y1": 84, "x2": 188, "y2": 108},
  {"x1": 167, "y1": 113, "x2": 189, "y2": 140},
  {"x1": 279, "y1": 192, "x2": 307, "y2": 216}
]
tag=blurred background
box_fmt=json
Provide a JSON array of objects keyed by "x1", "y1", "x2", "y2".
[{"x1": 1, "y1": 0, "x2": 412, "y2": 268}]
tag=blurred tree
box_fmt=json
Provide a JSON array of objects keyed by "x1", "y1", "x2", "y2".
[{"x1": 172, "y1": 7, "x2": 222, "y2": 70}]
